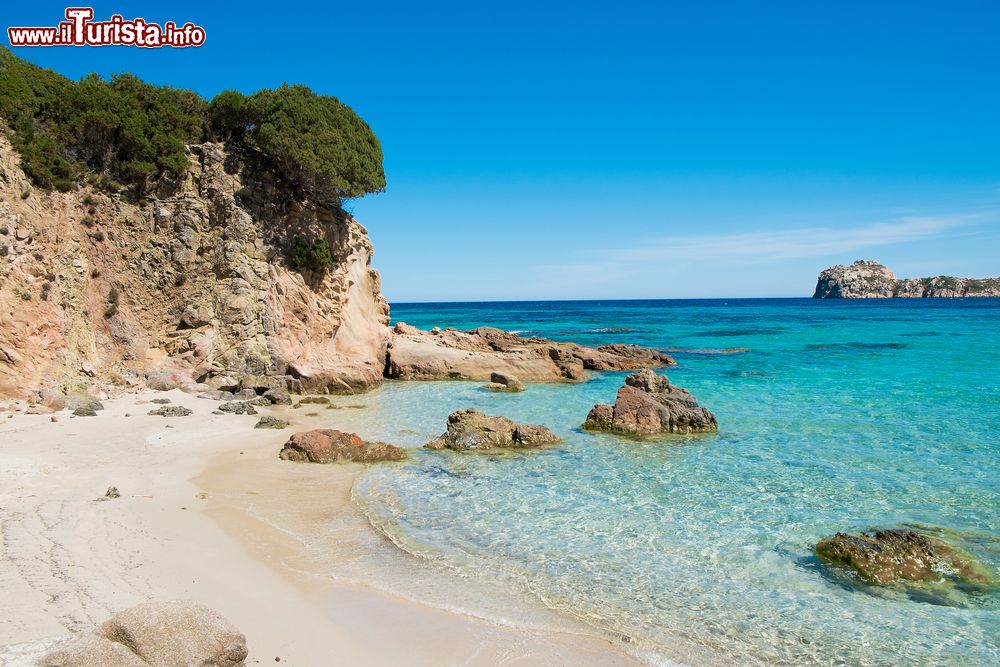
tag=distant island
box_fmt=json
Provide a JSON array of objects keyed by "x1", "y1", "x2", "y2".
[{"x1": 813, "y1": 260, "x2": 1000, "y2": 298}]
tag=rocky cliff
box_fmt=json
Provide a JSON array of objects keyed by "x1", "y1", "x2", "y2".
[
  {"x1": 0, "y1": 130, "x2": 389, "y2": 399},
  {"x1": 813, "y1": 260, "x2": 1000, "y2": 299}
]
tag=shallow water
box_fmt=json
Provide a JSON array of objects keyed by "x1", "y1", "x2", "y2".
[{"x1": 344, "y1": 298, "x2": 999, "y2": 665}]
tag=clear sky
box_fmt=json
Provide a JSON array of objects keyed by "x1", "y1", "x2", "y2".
[{"x1": 6, "y1": 1, "x2": 1000, "y2": 300}]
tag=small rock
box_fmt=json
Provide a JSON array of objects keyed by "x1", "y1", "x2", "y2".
[
  {"x1": 255, "y1": 416, "x2": 290, "y2": 430},
  {"x1": 96, "y1": 486, "x2": 120, "y2": 502},
  {"x1": 218, "y1": 401, "x2": 257, "y2": 415},
  {"x1": 73, "y1": 407, "x2": 98, "y2": 417},
  {"x1": 484, "y1": 371, "x2": 525, "y2": 392},
  {"x1": 148, "y1": 405, "x2": 193, "y2": 417},
  {"x1": 150, "y1": 397, "x2": 172, "y2": 405},
  {"x1": 263, "y1": 388, "x2": 292, "y2": 405},
  {"x1": 298, "y1": 396, "x2": 330, "y2": 405}
]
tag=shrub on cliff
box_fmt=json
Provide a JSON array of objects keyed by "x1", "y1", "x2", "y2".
[
  {"x1": 208, "y1": 85, "x2": 385, "y2": 203},
  {"x1": 0, "y1": 47, "x2": 384, "y2": 203}
]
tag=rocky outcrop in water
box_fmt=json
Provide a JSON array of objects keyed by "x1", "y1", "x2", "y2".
[
  {"x1": 0, "y1": 131, "x2": 389, "y2": 400},
  {"x1": 387, "y1": 323, "x2": 675, "y2": 383},
  {"x1": 583, "y1": 369, "x2": 718, "y2": 436},
  {"x1": 813, "y1": 260, "x2": 1000, "y2": 298},
  {"x1": 815, "y1": 528, "x2": 998, "y2": 586},
  {"x1": 279, "y1": 429, "x2": 405, "y2": 463},
  {"x1": 38, "y1": 600, "x2": 247, "y2": 667},
  {"x1": 425, "y1": 408, "x2": 561, "y2": 451}
]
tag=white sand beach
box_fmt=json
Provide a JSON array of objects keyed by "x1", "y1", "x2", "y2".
[{"x1": 0, "y1": 390, "x2": 639, "y2": 666}]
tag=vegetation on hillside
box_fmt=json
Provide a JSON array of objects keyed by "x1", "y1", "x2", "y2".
[{"x1": 0, "y1": 47, "x2": 384, "y2": 203}]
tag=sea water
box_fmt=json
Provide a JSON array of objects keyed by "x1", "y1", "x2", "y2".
[{"x1": 343, "y1": 298, "x2": 999, "y2": 665}]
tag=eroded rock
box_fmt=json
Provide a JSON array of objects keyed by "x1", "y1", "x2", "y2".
[
  {"x1": 583, "y1": 369, "x2": 717, "y2": 436},
  {"x1": 279, "y1": 429, "x2": 405, "y2": 463},
  {"x1": 425, "y1": 408, "x2": 560, "y2": 451},
  {"x1": 147, "y1": 405, "x2": 193, "y2": 417}
]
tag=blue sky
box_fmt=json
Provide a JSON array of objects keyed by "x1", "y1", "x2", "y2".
[{"x1": 6, "y1": 1, "x2": 1000, "y2": 300}]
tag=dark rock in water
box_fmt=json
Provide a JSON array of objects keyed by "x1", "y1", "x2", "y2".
[
  {"x1": 218, "y1": 401, "x2": 258, "y2": 415},
  {"x1": 815, "y1": 528, "x2": 998, "y2": 587},
  {"x1": 148, "y1": 405, "x2": 193, "y2": 417},
  {"x1": 298, "y1": 396, "x2": 330, "y2": 405},
  {"x1": 582, "y1": 369, "x2": 717, "y2": 436},
  {"x1": 279, "y1": 429, "x2": 405, "y2": 463},
  {"x1": 425, "y1": 408, "x2": 560, "y2": 451},
  {"x1": 263, "y1": 388, "x2": 292, "y2": 405},
  {"x1": 484, "y1": 371, "x2": 525, "y2": 392},
  {"x1": 254, "y1": 416, "x2": 290, "y2": 430},
  {"x1": 73, "y1": 406, "x2": 99, "y2": 417}
]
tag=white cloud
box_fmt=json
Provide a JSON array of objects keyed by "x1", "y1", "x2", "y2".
[{"x1": 611, "y1": 214, "x2": 989, "y2": 262}]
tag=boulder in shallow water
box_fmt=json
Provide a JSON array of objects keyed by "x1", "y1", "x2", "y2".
[
  {"x1": 815, "y1": 527, "x2": 998, "y2": 586},
  {"x1": 280, "y1": 429, "x2": 405, "y2": 463},
  {"x1": 425, "y1": 408, "x2": 560, "y2": 451},
  {"x1": 484, "y1": 371, "x2": 525, "y2": 392},
  {"x1": 582, "y1": 369, "x2": 717, "y2": 436}
]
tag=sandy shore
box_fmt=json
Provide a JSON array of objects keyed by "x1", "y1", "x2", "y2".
[{"x1": 0, "y1": 390, "x2": 639, "y2": 666}]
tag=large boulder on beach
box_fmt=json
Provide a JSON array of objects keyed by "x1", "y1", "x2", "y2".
[
  {"x1": 279, "y1": 429, "x2": 406, "y2": 463},
  {"x1": 95, "y1": 600, "x2": 247, "y2": 667},
  {"x1": 425, "y1": 408, "x2": 560, "y2": 451},
  {"x1": 815, "y1": 528, "x2": 999, "y2": 586},
  {"x1": 583, "y1": 369, "x2": 717, "y2": 436}
]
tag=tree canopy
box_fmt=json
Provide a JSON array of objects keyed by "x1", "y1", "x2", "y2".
[{"x1": 0, "y1": 46, "x2": 384, "y2": 203}]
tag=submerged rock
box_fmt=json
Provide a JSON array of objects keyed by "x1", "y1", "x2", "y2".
[
  {"x1": 425, "y1": 408, "x2": 560, "y2": 451},
  {"x1": 279, "y1": 429, "x2": 405, "y2": 463},
  {"x1": 815, "y1": 527, "x2": 998, "y2": 587},
  {"x1": 582, "y1": 369, "x2": 718, "y2": 436}
]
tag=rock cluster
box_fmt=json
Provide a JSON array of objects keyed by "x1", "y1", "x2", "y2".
[
  {"x1": 37, "y1": 600, "x2": 247, "y2": 667},
  {"x1": 583, "y1": 369, "x2": 718, "y2": 436},
  {"x1": 387, "y1": 323, "x2": 675, "y2": 383},
  {"x1": 279, "y1": 429, "x2": 406, "y2": 463},
  {"x1": 425, "y1": 408, "x2": 561, "y2": 451},
  {"x1": 813, "y1": 260, "x2": 1000, "y2": 298},
  {"x1": 815, "y1": 528, "x2": 998, "y2": 586}
]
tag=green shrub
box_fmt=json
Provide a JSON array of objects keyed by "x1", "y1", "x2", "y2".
[
  {"x1": 289, "y1": 237, "x2": 334, "y2": 272},
  {"x1": 0, "y1": 47, "x2": 384, "y2": 204}
]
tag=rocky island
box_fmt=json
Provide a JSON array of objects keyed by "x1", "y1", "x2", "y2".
[{"x1": 813, "y1": 260, "x2": 1000, "y2": 298}]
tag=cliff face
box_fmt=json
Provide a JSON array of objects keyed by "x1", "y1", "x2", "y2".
[
  {"x1": 813, "y1": 260, "x2": 1000, "y2": 299},
  {"x1": 0, "y1": 131, "x2": 389, "y2": 399}
]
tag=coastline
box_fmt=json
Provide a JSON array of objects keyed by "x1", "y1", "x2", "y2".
[{"x1": 0, "y1": 390, "x2": 640, "y2": 666}]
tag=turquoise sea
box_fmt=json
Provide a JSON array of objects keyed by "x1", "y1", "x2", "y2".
[{"x1": 347, "y1": 298, "x2": 1000, "y2": 665}]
